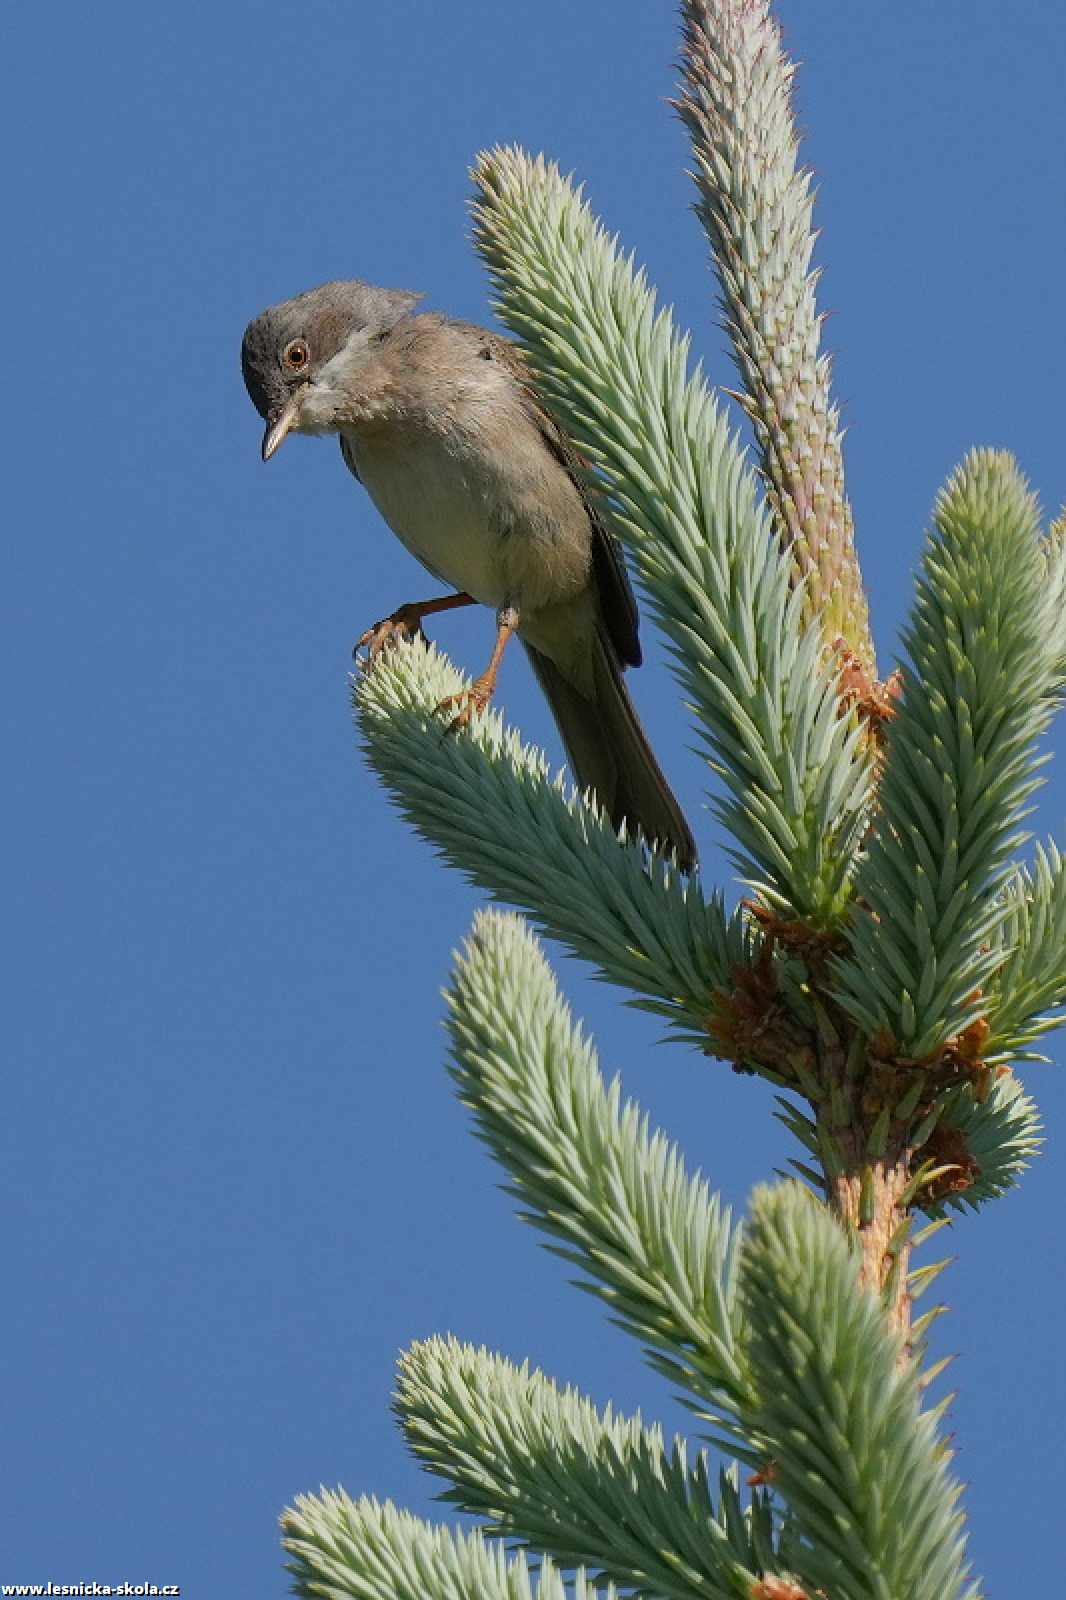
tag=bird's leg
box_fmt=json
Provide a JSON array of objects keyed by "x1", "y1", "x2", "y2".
[
  {"x1": 437, "y1": 605, "x2": 520, "y2": 733},
  {"x1": 355, "y1": 591, "x2": 477, "y2": 661}
]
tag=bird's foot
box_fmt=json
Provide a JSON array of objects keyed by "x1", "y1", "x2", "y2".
[
  {"x1": 354, "y1": 603, "x2": 427, "y2": 663},
  {"x1": 436, "y1": 673, "x2": 496, "y2": 734}
]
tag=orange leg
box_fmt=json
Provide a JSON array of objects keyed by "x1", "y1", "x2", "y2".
[
  {"x1": 437, "y1": 606, "x2": 520, "y2": 732},
  {"x1": 355, "y1": 591, "x2": 477, "y2": 661}
]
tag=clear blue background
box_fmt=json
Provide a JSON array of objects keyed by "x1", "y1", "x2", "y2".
[{"x1": 3, "y1": 2, "x2": 1063, "y2": 1592}]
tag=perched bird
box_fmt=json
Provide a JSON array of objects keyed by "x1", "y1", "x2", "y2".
[{"x1": 241, "y1": 278, "x2": 696, "y2": 870}]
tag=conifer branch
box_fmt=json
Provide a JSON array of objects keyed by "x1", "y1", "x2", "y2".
[
  {"x1": 395, "y1": 1336, "x2": 784, "y2": 1600},
  {"x1": 281, "y1": 1491, "x2": 614, "y2": 1600},
  {"x1": 447, "y1": 911, "x2": 751, "y2": 1429},
  {"x1": 926, "y1": 1071, "x2": 1042, "y2": 1216},
  {"x1": 471, "y1": 147, "x2": 874, "y2": 925},
  {"x1": 355, "y1": 639, "x2": 752, "y2": 1037},
  {"x1": 739, "y1": 1184, "x2": 977, "y2": 1600},
  {"x1": 983, "y1": 844, "x2": 1066, "y2": 1060},
  {"x1": 832, "y1": 451, "x2": 1051, "y2": 1058},
  {"x1": 676, "y1": 0, "x2": 873, "y2": 671},
  {"x1": 277, "y1": 9, "x2": 1057, "y2": 1598},
  {"x1": 1042, "y1": 512, "x2": 1066, "y2": 698}
]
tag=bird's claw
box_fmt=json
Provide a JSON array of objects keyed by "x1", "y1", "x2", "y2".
[
  {"x1": 354, "y1": 604, "x2": 427, "y2": 663},
  {"x1": 436, "y1": 676, "x2": 495, "y2": 734}
]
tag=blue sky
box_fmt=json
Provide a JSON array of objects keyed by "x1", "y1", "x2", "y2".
[{"x1": 3, "y1": 1, "x2": 1063, "y2": 1592}]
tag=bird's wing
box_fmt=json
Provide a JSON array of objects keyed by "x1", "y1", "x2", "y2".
[
  {"x1": 464, "y1": 328, "x2": 642, "y2": 669},
  {"x1": 338, "y1": 433, "x2": 362, "y2": 484}
]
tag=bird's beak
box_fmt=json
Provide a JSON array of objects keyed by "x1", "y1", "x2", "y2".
[{"x1": 261, "y1": 387, "x2": 307, "y2": 461}]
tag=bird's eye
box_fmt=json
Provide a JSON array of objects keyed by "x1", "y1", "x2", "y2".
[{"x1": 282, "y1": 339, "x2": 310, "y2": 372}]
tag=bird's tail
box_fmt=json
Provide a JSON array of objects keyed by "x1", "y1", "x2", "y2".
[{"x1": 524, "y1": 637, "x2": 697, "y2": 872}]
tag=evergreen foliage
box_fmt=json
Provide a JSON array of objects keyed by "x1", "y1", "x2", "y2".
[
  {"x1": 282, "y1": 1492, "x2": 618, "y2": 1600},
  {"x1": 832, "y1": 451, "x2": 1052, "y2": 1058},
  {"x1": 983, "y1": 844, "x2": 1066, "y2": 1060},
  {"x1": 282, "y1": 4, "x2": 1060, "y2": 1596},
  {"x1": 444, "y1": 911, "x2": 751, "y2": 1435},
  {"x1": 470, "y1": 147, "x2": 875, "y2": 927},
  {"x1": 396, "y1": 1333, "x2": 776, "y2": 1600},
  {"x1": 738, "y1": 1183, "x2": 976, "y2": 1600},
  {"x1": 355, "y1": 637, "x2": 752, "y2": 1040},
  {"x1": 676, "y1": 0, "x2": 871, "y2": 667}
]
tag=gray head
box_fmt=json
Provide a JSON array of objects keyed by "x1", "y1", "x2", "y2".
[{"x1": 240, "y1": 279, "x2": 423, "y2": 460}]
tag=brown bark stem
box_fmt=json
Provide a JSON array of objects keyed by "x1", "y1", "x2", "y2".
[
  {"x1": 816, "y1": 1041, "x2": 915, "y2": 1350},
  {"x1": 829, "y1": 1153, "x2": 913, "y2": 1348}
]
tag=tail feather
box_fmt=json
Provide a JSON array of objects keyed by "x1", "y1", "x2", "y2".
[{"x1": 524, "y1": 638, "x2": 697, "y2": 872}]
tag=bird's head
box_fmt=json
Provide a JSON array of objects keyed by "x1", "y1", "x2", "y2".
[{"x1": 240, "y1": 279, "x2": 423, "y2": 460}]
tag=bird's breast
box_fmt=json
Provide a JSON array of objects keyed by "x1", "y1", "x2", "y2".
[{"x1": 340, "y1": 415, "x2": 592, "y2": 617}]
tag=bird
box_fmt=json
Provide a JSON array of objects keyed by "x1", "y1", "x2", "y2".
[{"x1": 240, "y1": 278, "x2": 696, "y2": 871}]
